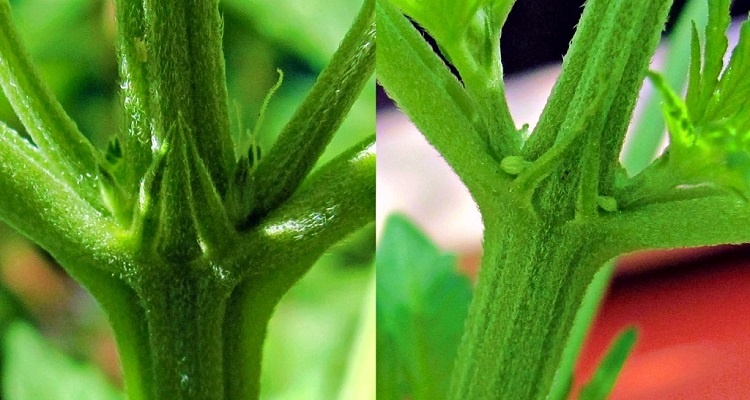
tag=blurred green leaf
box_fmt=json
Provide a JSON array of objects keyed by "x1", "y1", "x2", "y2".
[
  {"x1": 222, "y1": 0, "x2": 361, "y2": 68},
  {"x1": 336, "y1": 272, "x2": 375, "y2": 400},
  {"x1": 3, "y1": 322, "x2": 123, "y2": 400},
  {"x1": 388, "y1": 0, "x2": 482, "y2": 46},
  {"x1": 578, "y1": 328, "x2": 637, "y2": 400},
  {"x1": 548, "y1": 261, "x2": 616, "y2": 400},
  {"x1": 261, "y1": 249, "x2": 373, "y2": 400},
  {"x1": 376, "y1": 214, "x2": 472, "y2": 400}
]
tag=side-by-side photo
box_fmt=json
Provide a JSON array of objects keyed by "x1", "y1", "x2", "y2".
[
  {"x1": 0, "y1": 0, "x2": 373, "y2": 399},
  {"x1": 2, "y1": 0, "x2": 750, "y2": 399}
]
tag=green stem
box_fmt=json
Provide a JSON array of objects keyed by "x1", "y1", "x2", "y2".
[
  {"x1": 449, "y1": 212, "x2": 615, "y2": 399},
  {"x1": 141, "y1": 0, "x2": 233, "y2": 192},
  {"x1": 224, "y1": 137, "x2": 376, "y2": 398},
  {"x1": 0, "y1": 0, "x2": 100, "y2": 203},
  {"x1": 77, "y1": 269, "x2": 153, "y2": 400},
  {"x1": 524, "y1": 0, "x2": 671, "y2": 168},
  {"x1": 602, "y1": 195, "x2": 750, "y2": 251},
  {"x1": 232, "y1": 136, "x2": 375, "y2": 277},
  {"x1": 251, "y1": 0, "x2": 375, "y2": 220},
  {"x1": 449, "y1": 36, "x2": 518, "y2": 158},
  {"x1": 114, "y1": 0, "x2": 152, "y2": 189},
  {"x1": 136, "y1": 267, "x2": 231, "y2": 400},
  {"x1": 0, "y1": 124, "x2": 125, "y2": 275},
  {"x1": 376, "y1": 0, "x2": 504, "y2": 200},
  {"x1": 223, "y1": 275, "x2": 283, "y2": 400}
]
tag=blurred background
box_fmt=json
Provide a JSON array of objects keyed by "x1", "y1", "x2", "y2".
[
  {"x1": 0, "y1": 0, "x2": 373, "y2": 398},
  {"x1": 377, "y1": 0, "x2": 750, "y2": 398}
]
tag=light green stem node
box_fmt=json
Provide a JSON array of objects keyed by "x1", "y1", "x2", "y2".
[{"x1": 596, "y1": 196, "x2": 618, "y2": 212}]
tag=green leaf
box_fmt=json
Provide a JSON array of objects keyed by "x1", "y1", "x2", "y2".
[
  {"x1": 648, "y1": 67, "x2": 750, "y2": 197},
  {"x1": 709, "y1": 20, "x2": 750, "y2": 123},
  {"x1": 222, "y1": 0, "x2": 362, "y2": 68},
  {"x1": 578, "y1": 327, "x2": 637, "y2": 400},
  {"x1": 388, "y1": 0, "x2": 482, "y2": 47},
  {"x1": 376, "y1": 214, "x2": 472, "y2": 400},
  {"x1": 686, "y1": 0, "x2": 730, "y2": 120},
  {"x1": 3, "y1": 322, "x2": 123, "y2": 400},
  {"x1": 623, "y1": 0, "x2": 709, "y2": 175},
  {"x1": 336, "y1": 272, "x2": 375, "y2": 400},
  {"x1": 548, "y1": 261, "x2": 616, "y2": 400}
]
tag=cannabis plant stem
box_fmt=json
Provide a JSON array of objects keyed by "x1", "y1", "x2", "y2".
[
  {"x1": 381, "y1": 0, "x2": 750, "y2": 397},
  {"x1": 137, "y1": 269, "x2": 229, "y2": 399},
  {"x1": 449, "y1": 215, "x2": 614, "y2": 399},
  {"x1": 224, "y1": 136, "x2": 376, "y2": 399},
  {"x1": 379, "y1": 0, "x2": 676, "y2": 397},
  {"x1": 138, "y1": 0, "x2": 234, "y2": 191}
]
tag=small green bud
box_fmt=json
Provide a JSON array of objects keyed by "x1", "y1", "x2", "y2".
[
  {"x1": 596, "y1": 196, "x2": 618, "y2": 212},
  {"x1": 500, "y1": 155, "x2": 532, "y2": 176},
  {"x1": 97, "y1": 164, "x2": 132, "y2": 226},
  {"x1": 224, "y1": 156, "x2": 255, "y2": 227}
]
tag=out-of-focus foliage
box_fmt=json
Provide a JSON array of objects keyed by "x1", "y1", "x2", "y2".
[
  {"x1": 262, "y1": 246, "x2": 374, "y2": 399},
  {"x1": 376, "y1": 215, "x2": 472, "y2": 400},
  {"x1": 3, "y1": 322, "x2": 123, "y2": 400}
]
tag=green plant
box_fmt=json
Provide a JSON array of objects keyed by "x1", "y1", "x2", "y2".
[
  {"x1": 0, "y1": 0, "x2": 375, "y2": 399},
  {"x1": 377, "y1": 0, "x2": 750, "y2": 398}
]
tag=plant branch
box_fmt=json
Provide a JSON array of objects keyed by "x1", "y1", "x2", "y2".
[
  {"x1": 0, "y1": 123, "x2": 126, "y2": 275},
  {"x1": 521, "y1": 0, "x2": 611, "y2": 160},
  {"x1": 524, "y1": 0, "x2": 671, "y2": 174},
  {"x1": 114, "y1": 0, "x2": 152, "y2": 189},
  {"x1": 376, "y1": 0, "x2": 504, "y2": 200},
  {"x1": 516, "y1": 0, "x2": 671, "y2": 220},
  {"x1": 223, "y1": 136, "x2": 374, "y2": 399},
  {"x1": 239, "y1": 136, "x2": 375, "y2": 275},
  {"x1": 142, "y1": 0, "x2": 234, "y2": 193},
  {"x1": 596, "y1": 0, "x2": 673, "y2": 193},
  {"x1": 447, "y1": 18, "x2": 518, "y2": 158},
  {"x1": 184, "y1": 0, "x2": 234, "y2": 194},
  {"x1": 223, "y1": 276, "x2": 279, "y2": 400},
  {"x1": 601, "y1": 195, "x2": 750, "y2": 252},
  {"x1": 0, "y1": 1, "x2": 100, "y2": 201},
  {"x1": 250, "y1": 0, "x2": 375, "y2": 220},
  {"x1": 80, "y1": 270, "x2": 153, "y2": 400}
]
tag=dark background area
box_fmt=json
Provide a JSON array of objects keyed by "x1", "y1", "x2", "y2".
[{"x1": 377, "y1": 0, "x2": 750, "y2": 109}]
